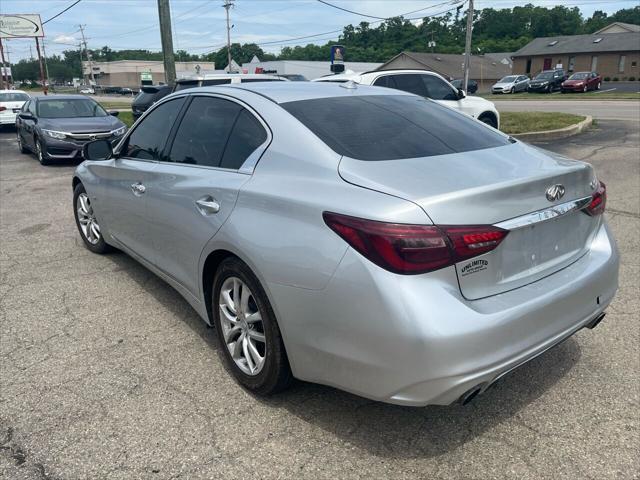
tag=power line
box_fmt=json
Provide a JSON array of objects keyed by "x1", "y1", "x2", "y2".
[
  {"x1": 43, "y1": 0, "x2": 83, "y2": 25},
  {"x1": 316, "y1": 0, "x2": 462, "y2": 20}
]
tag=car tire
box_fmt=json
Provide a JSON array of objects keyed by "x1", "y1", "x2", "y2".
[
  {"x1": 73, "y1": 183, "x2": 111, "y2": 254},
  {"x1": 34, "y1": 137, "x2": 50, "y2": 165},
  {"x1": 583, "y1": 85, "x2": 588, "y2": 93},
  {"x1": 596, "y1": 82, "x2": 601, "y2": 90},
  {"x1": 212, "y1": 257, "x2": 293, "y2": 396},
  {"x1": 478, "y1": 114, "x2": 498, "y2": 129},
  {"x1": 17, "y1": 132, "x2": 29, "y2": 153}
]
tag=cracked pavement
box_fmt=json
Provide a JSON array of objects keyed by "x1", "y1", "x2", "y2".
[{"x1": 1, "y1": 119, "x2": 638, "y2": 479}]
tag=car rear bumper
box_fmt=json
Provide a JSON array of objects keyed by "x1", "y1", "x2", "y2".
[
  {"x1": 271, "y1": 219, "x2": 619, "y2": 406},
  {"x1": 0, "y1": 112, "x2": 18, "y2": 124}
]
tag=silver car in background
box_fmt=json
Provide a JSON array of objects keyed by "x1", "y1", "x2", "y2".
[
  {"x1": 73, "y1": 82, "x2": 618, "y2": 406},
  {"x1": 492, "y1": 75, "x2": 530, "y2": 94}
]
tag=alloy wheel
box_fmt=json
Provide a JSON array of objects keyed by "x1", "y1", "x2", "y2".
[
  {"x1": 219, "y1": 277, "x2": 266, "y2": 376},
  {"x1": 35, "y1": 140, "x2": 43, "y2": 163},
  {"x1": 76, "y1": 193, "x2": 101, "y2": 245}
]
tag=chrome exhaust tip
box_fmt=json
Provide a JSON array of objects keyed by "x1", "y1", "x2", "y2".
[{"x1": 459, "y1": 385, "x2": 484, "y2": 405}]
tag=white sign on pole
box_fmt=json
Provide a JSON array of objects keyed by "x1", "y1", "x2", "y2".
[{"x1": 0, "y1": 14, "x2": 44, "y2": 38}]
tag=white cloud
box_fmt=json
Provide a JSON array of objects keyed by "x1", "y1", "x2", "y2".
[{"x1": 53, "y1": 35, "x2": 77, "y2": 44}]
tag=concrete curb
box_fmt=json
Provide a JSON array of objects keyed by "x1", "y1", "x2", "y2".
[{"x1": 511, "y1": 115, "x2": 593, "y2": 142}]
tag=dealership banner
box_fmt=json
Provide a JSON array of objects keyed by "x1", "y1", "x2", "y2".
[{"x1": 0, "y1": 14, "x2": 44, "y2": 38}]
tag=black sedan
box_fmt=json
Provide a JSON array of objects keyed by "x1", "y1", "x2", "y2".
[
  {"x1": 16, "y1": 95, "x2": 127, "y2": 165},
  {"x1": 528, "y1": 69, "x2": 566, "y2": 93},
  {"x1": 450, "y1": 78, "x2": 478, "y2": 94},
  {"x1": 132, "y1": 84, "x2": 171, "y2": 120}
]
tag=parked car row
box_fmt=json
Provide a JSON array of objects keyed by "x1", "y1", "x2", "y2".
[{"x1": 492, "y1": 70, "x2": 602, "y2": 94}]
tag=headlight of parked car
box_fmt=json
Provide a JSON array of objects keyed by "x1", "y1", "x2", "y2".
[
  {"x1": 42, "y1": 129, "x2": 67, "y2": 140},
  {"x1": 112, "y1": 126, "x2": 126, "y2": 137}
]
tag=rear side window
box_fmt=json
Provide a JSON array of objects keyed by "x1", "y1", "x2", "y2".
[
  {"x1": 202, "y1": 79, "x2": 231, "y2": 86},
  {"x1": 388, "y1": 74, "x2": 427, "y2": 96},
  {"x1": 174, "y1": 80, "x2": 200, "y2": 91},
  {"x1": 168, "y1": 96, "x2": 242, "y2": 167},
  {"x1": 372, "y1": 76, "x2": 396, "y2": 88},
  {"x1": 125, "y1": 97, "x2": 185, "y2": 160},
  {"x1": 220, "y1": 110, "x2": 268, "y2": 169},
  {"x1": 282, "y1": 95, "x2": 510, "y2": 161}
]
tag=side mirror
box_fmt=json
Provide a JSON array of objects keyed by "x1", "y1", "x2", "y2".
[
  {"x1": 108, "y1": 110, "x2": 120, "y2": 117},
  {"x1": 457, "y1": 88, "x2": 466, "y2": 99},
  {"x1": 19, "y1": 112, "x2": 34, "y2": 120},
  {"x1": 83, "y1": 139, "x2": 113, "y2": 161}
]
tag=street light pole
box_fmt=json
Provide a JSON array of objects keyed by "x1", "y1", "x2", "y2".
[
  {"x1": 462, "y1": 0, "x2": 474, "y2": 93},
  {"x1": 223, "y1": 1, "x2": 234, "y2": 73},
  {"x1": 78, "y1": 24, "x2": 95, "y2": 85},
  {"x1": 157, "y1": 0, "x2": 176, "y2": 85}
]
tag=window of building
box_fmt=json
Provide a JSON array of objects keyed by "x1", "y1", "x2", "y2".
[
  {"x1": 632, "y1": 61, "x2": 638, "y2": 68},
  {"x1": 526, "y1": 59, "x2": 532, "y2": 74},
  {"x1": 568, "y1": 56, "x2": 575, "y2": 72},
  {"x1": 591, "y1": 56, "x2": 598, "y2": 72},
  {"x1": 618, "y1": 55, "x2": 626, "y2": 73}
]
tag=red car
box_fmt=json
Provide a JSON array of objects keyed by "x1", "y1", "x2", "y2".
[{"x1": 561, "y1": 71, "x2": 602, "y2": 93}]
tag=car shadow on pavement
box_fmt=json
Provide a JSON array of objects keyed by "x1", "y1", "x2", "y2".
[{"x1": 103, "y1": 249, "x2": 581, "y2": 459}]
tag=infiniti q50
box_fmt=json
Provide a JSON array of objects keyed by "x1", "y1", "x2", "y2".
[{"x1": 73, "y1": 82, "x2": 618, "y2": 406}]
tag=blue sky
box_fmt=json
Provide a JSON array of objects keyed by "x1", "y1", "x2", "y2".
[{"x1": 1, "y1": 0, "x2": 637, "y2": 62}]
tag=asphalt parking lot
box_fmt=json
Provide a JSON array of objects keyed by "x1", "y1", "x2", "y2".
[{"x1": 1, "y1": 118, "x2": 638, "y2": 479}]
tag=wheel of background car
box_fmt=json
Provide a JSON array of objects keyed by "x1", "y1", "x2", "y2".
[
  {"x1": 35, "y1": 138, "x2": 50, "y2": 165},
  {"x1": 17, "y1": 132, "x2": 28, "y2": 154},
  {"x1": 597, "y1": 82, "x2": 601, "y2": 90},
  {"x1": 212, "y1": 257, "x2": 292, "y2": 395},
  {"x1": 478, "y1": 114, "x2": 497, "y2": 129},
  {"x1": 583, "y1": 85, "x2": 588, "y2": 93},
  {"x1": 73, "y1": 183, "x2": 111, "y2": 254}
]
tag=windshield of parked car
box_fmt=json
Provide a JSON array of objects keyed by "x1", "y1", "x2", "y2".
[
  {"x1": 535, "y1": 72, "x2": 555, "y2": 80},
  {"x1": 499, "y1": 76, "x2": 518, "y2": 83},
  {"x1": 282, "y1": 95, "x2": 510, "y2": 161},
  {"x1": 37, "y1": 99, "x2": 108, "y2": 118},
  {"x1": 569, "y1": 72, "x2": 589, "y2": 80},
  {"x1": 0, "y1": 92, "x2": 30, "y2": 102}
]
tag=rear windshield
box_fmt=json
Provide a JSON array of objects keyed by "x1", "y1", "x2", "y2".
[
  {"x1": 0, "y1": 92, "x2": 29, "y2": 102},
  {"x1": 281, "y1": 95, "x2": 509, "y2": 161},
  {"x1": 134, "y1": 91, "x2": 157, "y2": 104}
]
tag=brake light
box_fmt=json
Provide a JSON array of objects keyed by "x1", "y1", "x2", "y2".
[
  {"x1": 323, "y1": 212, "x2": 508, "y2": 275},
  {"x1": 584, "y1": 181, "x2": 606, "y2": 216},
  {"x1": 0, "y1": 106, "x2": 6, "y2": 112}
]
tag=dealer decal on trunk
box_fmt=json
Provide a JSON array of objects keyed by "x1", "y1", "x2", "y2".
[{"x1": 460, "y1": 259, "x2": 489, "y2": 276}]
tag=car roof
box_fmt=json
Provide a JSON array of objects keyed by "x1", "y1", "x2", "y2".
[
  {"x1": 193, "y1": 81, "x2": 415, "y2": 104},
  {"x1": 34, "y1": 94, "x2": 95, "y2": 101},
  {"x1": 0, "y1": 89, "x2": 29, "y2": 94},
  {"x1": 176, "y1": 73, "x2": 283, "y2": 82}
]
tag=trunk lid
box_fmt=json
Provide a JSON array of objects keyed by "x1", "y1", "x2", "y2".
[{"x1": 338, "y1": 141, "x2": 600, "y2": 299}]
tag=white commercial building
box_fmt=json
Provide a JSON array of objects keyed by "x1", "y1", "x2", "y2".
[
  {"x1": 241, "y1": 59, "x2": 383, "y2": 80},
  {"x1": 81, "y1": 60, "x2": 216, "y2": 87}
]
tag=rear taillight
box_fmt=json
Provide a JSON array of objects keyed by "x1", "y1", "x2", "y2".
[
  {"x1": 323, "y1": 212, "x2": 508, "y2": 275},
  {"x1": 0, "y1": 106, "x2": 6, "y2": 112},
  {"x1": 584, "y1": 181, "x2": 606, "y2": 216}
]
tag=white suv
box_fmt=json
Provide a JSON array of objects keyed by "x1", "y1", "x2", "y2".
[{"x1": 313, "y1": 69, "x2": 500, "y2": 128}]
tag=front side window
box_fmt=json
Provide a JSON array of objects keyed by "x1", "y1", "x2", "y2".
[
  {"x1": 124, "y1": 97, "x2": 186, "y2": 160},
  {"x1": 37, "y1": 99, "x2": 107, "y2": 118},
  {"x1": 168, "y1": 96, "x2": 242, "y2": 167},
  {"x1": 421, "y1": 75, "x2": 458, "y2": 101},
  {"x1": 282, "y1": 95, "x2": 510, "y2": 161}
]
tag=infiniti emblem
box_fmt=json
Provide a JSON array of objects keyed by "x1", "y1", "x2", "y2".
[
  {"x1": 90, "y1": 134, "x2": 97, "y2": 141},
  {"x1": 545, "y1": 184, "x2": 565, "y2": 202}
]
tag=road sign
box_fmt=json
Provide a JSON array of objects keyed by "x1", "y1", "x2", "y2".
[
  {"x1": 140, "y1": 71, "x2": 153, "y2": 82},
  {"x1": 0, "y1": 14, "x2": 44, "y2": 38}
]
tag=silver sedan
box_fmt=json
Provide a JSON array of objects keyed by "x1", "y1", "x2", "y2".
[{"x1": 73, "y1": 82, "x2": 619, "y2": 406}]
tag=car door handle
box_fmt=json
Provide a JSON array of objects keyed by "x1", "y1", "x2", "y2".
[
  {"x1": 195, "y1": 196, "x2": 220, "y2": 215},
  {"x1": 130, "y1": 182, "x2": 146, "y2": 196}
]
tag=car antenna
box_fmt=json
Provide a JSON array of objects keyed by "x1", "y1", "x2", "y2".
[{"x1": 339, "y1": 80, "x2": 358, "y2": 90}]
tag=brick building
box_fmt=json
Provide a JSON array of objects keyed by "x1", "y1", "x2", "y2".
[{"x1": 512, "y1": 22, "x2": 640, "y2": 79}]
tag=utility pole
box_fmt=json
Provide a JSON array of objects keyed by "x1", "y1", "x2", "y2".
[
  {"x1": 78, "y1": 25, "x2": 95, "y2": 84},
  {"x1": 462, "y1": 0, "x2": 474, "y2": 93},
  {"x1": 157, "y1": 0, "x2": 176, "y2": 85},
  {"x1": 29, "y1": 44, "x2": 34, "y2": 60},
  {"x1": 223, "y1": 1, "x2": 234, "y2": 73},
  {"x1": 41, "y1": 40, "x2": 51, "y2": 89},
  {"x1": 0, "y1": 39, "x2": 7, "y2": 90}
]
